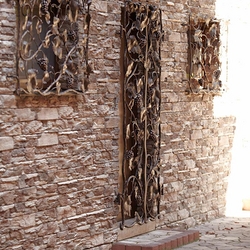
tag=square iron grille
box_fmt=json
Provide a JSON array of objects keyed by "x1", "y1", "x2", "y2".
[
  {"x1": 187, "y1": 17, "x2": 221, "y2": 93},
  {"x1": 17, "y1": 0, "x2": 92, "y2": 95}
]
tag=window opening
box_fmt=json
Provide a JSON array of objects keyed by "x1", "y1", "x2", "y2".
[{"x1": 17, "y1": 0, "x2": 92, "y2": 95}]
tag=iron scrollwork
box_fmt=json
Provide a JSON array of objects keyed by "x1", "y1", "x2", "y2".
[
  {"x1": 120, "y1": 1, "x2": 163, "y2": 229},
  {"x1": 17, "y1": 0, "x2": 92, "y2": 95},
  {"x1": 187, "y1": 17, "x2": 222, "y2": 94}
]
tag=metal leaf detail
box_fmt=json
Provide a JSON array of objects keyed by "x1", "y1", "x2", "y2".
[
  {"x1": 120, "y1": 1, "x2": 163, "y2": 229},
  {"x1": 17, "y1": 0, "x2": 92, "y2": 95},
  {"x1": 187, "y1": 17, "x2": 222, "y2": 93}
]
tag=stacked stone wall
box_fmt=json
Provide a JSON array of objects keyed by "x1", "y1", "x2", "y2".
[
  {"x1": 158, "y1": 0, "x2": 236, "y2": 229},
  {"x1": 0, "y1": 0, "x2": 236, "y2": 249}
]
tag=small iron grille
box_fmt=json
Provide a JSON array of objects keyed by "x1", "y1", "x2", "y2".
[
  {"x1": 17, "y1": 0, "x2": 92, "y2": 95},
  {"x1": 187, "y1": 17, "x2": 221, "y2": 93}
]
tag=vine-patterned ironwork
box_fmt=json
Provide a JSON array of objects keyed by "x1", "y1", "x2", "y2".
[
  {"x1": 187, "y1": 17, "x2": 221, "y2": 93},
  {"x1": 17, "y1": 0, "x2": 92, "y2": 95},
  {"x1": 120, "y1": 1, "x2": 163, "y2": 229}
]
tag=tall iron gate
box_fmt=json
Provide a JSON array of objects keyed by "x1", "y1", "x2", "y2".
[{"x1": 119, "y1": 1, "x2": 163, "y2": 229}]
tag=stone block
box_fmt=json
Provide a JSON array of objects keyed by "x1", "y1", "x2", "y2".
[
  {"x1": 1, "y1": 191, "x2": 15, "y2": 204},
  {"x1": 183, "y1": 159, "x2": 196, "y2": 169},
  {"x1": 16, "y1": 108, "x2": 36, "y2": 121},
  {"x1": 91, "y1": 0, "x2": 108, "y2": 12},
  {"x1": 6, "y1": 124, "x2": 22, "y2": 136},
  {"x1": 37, "y1": 108, "x2": 59, "y2": 120},
  {"x1": 178, "y1": 209, "x2": 189, "y2": 219},
  {"x1": 0, "y1": 95, "x2": 16, "y2": 107},
  {"x1": 23, "y1": 120, "x2": 43, "y2": 134},
  {"x1": 57, "y1": 205, "x2": 76, "y2": 220},
  {"x1": 105, "y1": 117, "x2": 119, "y2": 128},
  {"x1": 191, "y1": 130, "x2": 202, "y2": 140},
  {"x1": 208, "y1": 137, "x2": 218, "y2": 146},
  {"x1": 0, "y1": 87, "x2": 12, "y2": 94},
  {"x1": 37, "y1": 133, "x2": 58, "y2": 147},
  {"x1": 0, "y1": 136, "x2": 14, "y2": 151},
  {"x1": 19, "y1": 214, "x2": 35, "y2": 227},
  {"x1": 58, "y1": 107, "x2": 74, "y2": 119},
  {"x1": 184, "y1": 217, "x2": 196, "y2": 228}
]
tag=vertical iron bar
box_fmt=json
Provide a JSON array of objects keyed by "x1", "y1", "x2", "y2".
[
  {"x1": 121, "y1": 4, "x2": 126, "y2": 229},
  {"x1": 16, "y1": 0, "x2": 21, "y2": 93},
  {"x1": 143, "y1": 5, "x2": 149, "y2": 223},
  {"x1": 157, "y1": 7, "x2": 163, "y2": 215}
]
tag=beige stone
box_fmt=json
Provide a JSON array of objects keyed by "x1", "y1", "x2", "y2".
[
  {"x1": 191, "y1": 130, "x2": 203, "y2": 140},
  {"x1": 19, "y1": 214, "x2": 36, "y2": 228},
  {"x1": 37, "y1": 108, "x2": 59, "y2": 120},
  {"x1": 105, "y1": 117, "x2": 119, "y2": 128},
  {"x1": 16, "y1": 108, "x2": 36, "y2": 121},
  {"x1": 37, "y1": 133, "x2": 58, "y2": 147},
  {"x1": 57, "y1": 206, "x2": 76, "y2": 220},
  {"x1": 0, "y1": 95, "x2": 16, "y2": 107},
  {"x1": 0, "y1": 136, "x2": 14, "y2": 151}
]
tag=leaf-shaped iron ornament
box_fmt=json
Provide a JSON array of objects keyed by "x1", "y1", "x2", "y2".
[
  {"x1": 120, "y1": 1, "x2": 163, "y2": 230},
  {"x1": 17, "y1": 0, "x2": 92, "y2": 95},
  {"x1": 187, "y1": 17, "x2": 222, "y2": 93}
]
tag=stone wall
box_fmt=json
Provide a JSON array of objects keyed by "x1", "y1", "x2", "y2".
[
  {"x1": 159, "y1": 0, "x2": 236, "y2": 228},
  {"x1": 0, "y1": 0, "x2": 235, "y2": 249}
]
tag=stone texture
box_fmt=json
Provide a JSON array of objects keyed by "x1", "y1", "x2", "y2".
[
  {"x1": 37, "y1": 108, "x2": 59, "y2": 120},
  {"x1": 15, "y1": 108, "x2": 36, "y2": 121},
  {"x1": 37, "y1": 133, "x2": 59, "y2": 147},
  {"x1": 0, "y1": 0, "x2": 236, "y2": 249},
  {"x1": 0, "y1": 95, "x2": 16, "y2": 107},
  {"x1": 178, "y1": 216, "x2": 250, "y2": 250},
  {"x1": 0, "y1": 136, "x2": 14, "y2": 151}
]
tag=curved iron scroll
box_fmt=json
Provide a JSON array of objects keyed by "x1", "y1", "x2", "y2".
[
  {"x1": 17, "y1": 0, "x2": 92, "y2": 95},
  {"x1": 120, "y1": 1, "x2": 163, "y2": 229},
  {"x1": 187, "y1": 17, "x2": 221, "y2": 93}
]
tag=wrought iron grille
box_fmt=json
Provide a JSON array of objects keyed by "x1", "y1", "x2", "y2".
[
  {"x1": 17, "y1": 0, "x2": 92, "y2": 95},
  {"x1": 120, "y1": 1, "x2": 163, "y2": 229},
  {"x1": 187, "y1": 17, "x2": 221, "y2": 93}
]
